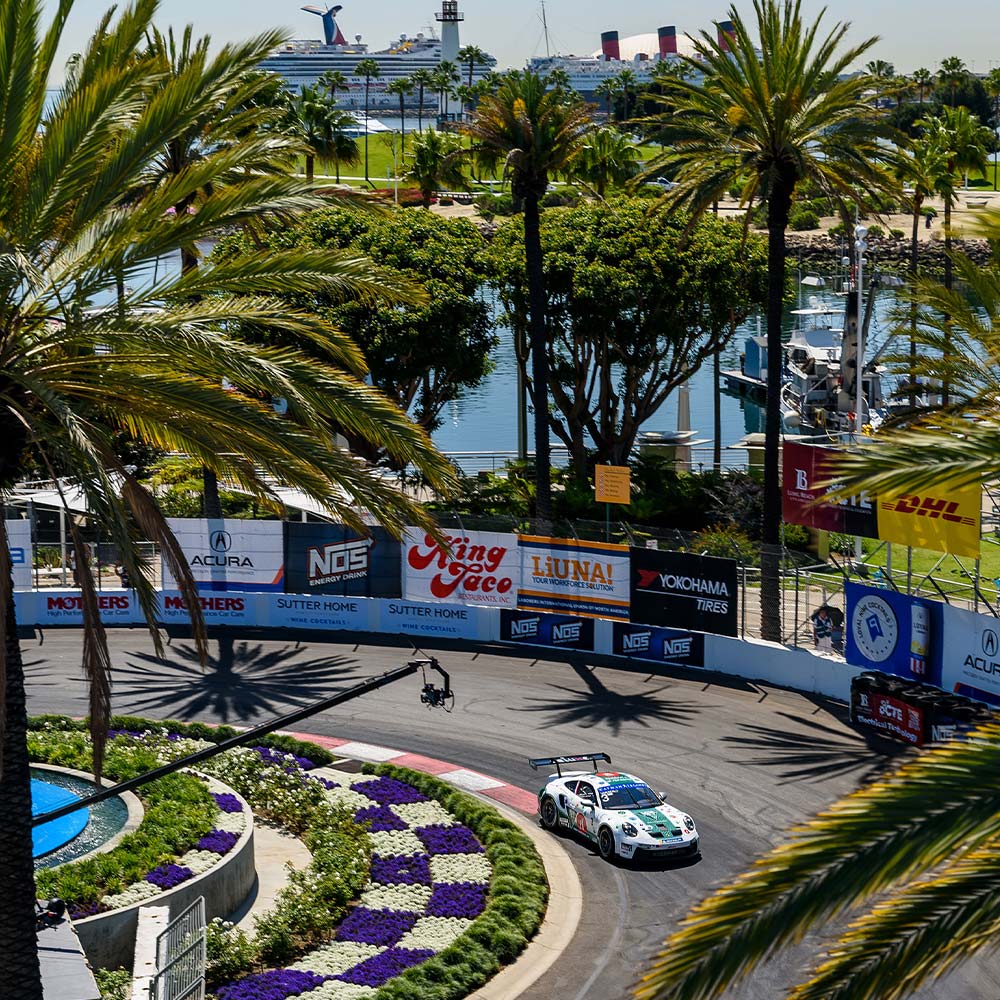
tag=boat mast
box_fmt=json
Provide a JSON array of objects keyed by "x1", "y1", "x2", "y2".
[{"x1": 541, "y1": 0, "x2": 551, "y2": 57}]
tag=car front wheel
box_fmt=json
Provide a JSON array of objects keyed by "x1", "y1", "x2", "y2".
[
  {"x1": 598, "y1": 826, "x2": 617, "y2": 861},
  {"x1": 540, "y1": 796, "x2": 559, "y2": 831}
]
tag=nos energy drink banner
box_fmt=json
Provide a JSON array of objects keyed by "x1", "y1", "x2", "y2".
[
  {"x1": 845, "y1": 582, "x2": 942, "y2": 683},
  {"x1": 499, "y1": 610, "x2": 595, "y2": 651},
  {"x1": 284, "y1": 524, "x2": 401, "y2": 598},
  {"x1": 612, "y1": 622, "x2": 705, "y2": 668}
]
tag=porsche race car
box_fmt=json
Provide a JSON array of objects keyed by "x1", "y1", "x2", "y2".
[{"x1": 529, "y1": 752, "x2": 699, "y2": 862}]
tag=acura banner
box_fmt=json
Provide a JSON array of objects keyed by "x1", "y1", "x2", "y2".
[
  {"x1": 630, "y1": 548, "x2": 738, "y2": 636},
  {"x1": 163, "y1": 519, "x2": 285, "y2": 592},
  {"x1": 284, "y1": 524, "x2": 401, "y2": 598}
]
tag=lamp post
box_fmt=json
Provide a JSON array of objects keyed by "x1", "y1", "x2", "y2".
[{"x1": 854, "y1": 224, "x2": 868, "y2": 438}]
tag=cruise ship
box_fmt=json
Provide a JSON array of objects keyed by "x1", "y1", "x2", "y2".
[{"x1": 259, "y1": 2, "x2": 496, "y2": 111}]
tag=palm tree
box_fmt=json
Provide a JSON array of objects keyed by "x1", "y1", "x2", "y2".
[
  {"x1": 865, "y1": 58, "x2": 897, "y2": 106},
  {"x1": 288, "y1": 84, "x2": 337, "y2": 182},
  {"x1": 326, "y1": 110, "x2": 362, "y2": 183},
  {"x1": 405, "y1": 128, "x2": 466, "y2": 207},
  {"x1": 545, "y1": 67, "x2": 574, "y2": 97},
  {"x1": 434, "y1": 60, "x2": 461, "y2": 120},
  {"x1": 911, "y1": 66, "x2": 933, "y2": 104},
  {"x1": 985, "y1": 67, "x2": 1000, "y2": 190},
  {"x1": 939, "y1": 55, "x2": 967, "y2": 107},
  {"x1": 638, "y1": 216, "x2": 1000, "y2": 1000},
  {"x1": 464, "y1": 72, "x2": 595, "y2": 526},
  {"x1": 641, "y1": 0, "x2": 889, "y2": 642},
  {"x1": 354, "y1": 57, "x2": 381, "y2": 181},
  {"x1": 0, "y1": 1, "x2": 456, "y2": 992},
  {"x1": 594, "y1": 78, "x2": 621, "y2": 121},
  {"x1": 386, "y1": 77, "x2": 414, "y2": 156},
  {"x1": 411, "y1": 67, "x2": 435, "y2": 132},
  {"x1": 458, "y1": 43, "x2": 489, "y2": 89},
  {"x1": 616, "y1": 67, "x2": 639, "y2": 121},
  {"x1": 576, "y1": 127, "x2": 641, "y2": 197},
  {"x1": 318, "y1": 68, "x2": 349, "y2": 102}
]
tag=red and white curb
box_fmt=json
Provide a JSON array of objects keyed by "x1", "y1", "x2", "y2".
[{"x1": 282, "y1": 732, "x2": 539, "y2": 815}]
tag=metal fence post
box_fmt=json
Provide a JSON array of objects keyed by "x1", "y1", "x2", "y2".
[{"x1": 793, "y1": 566, "x2": 799, "y2": 648}]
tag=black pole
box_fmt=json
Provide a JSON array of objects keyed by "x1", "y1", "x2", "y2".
[{"x1": 32, "y1": 658, "x2": 450, "y2": 828}]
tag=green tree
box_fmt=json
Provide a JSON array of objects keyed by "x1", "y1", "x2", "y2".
[
  {"x1": 986, "y1": 67, "x2": 1000, "y2": 190},
  {"x1": 544, "y1": 67, "x2": 574, "y2": 98},
  {"x1": 575, "y1": 127, "x2": 641, "y2": 196},
  {"x1": 288, "y1": 84, "x2": 338, "y2": 182},
  {"x1": 939, "y1": 55, "x2": 967, "y2": 107},
  {"x1": 642, "y1": 0, "x2": 889, "y2": 642},
  {"x1": 324, "y1": 110, "x2": 362, "y2": 183},
  {"x1": 318, "y1": 68, "x2": 348, "y2": 102},
  {"x1": 434, "y1": 60, "x2": 461, "y2": 119},
  {"x1": 215, "y1": 209, "x2": 497, "y2": 463},
  {"x1": 911, "y1": 66, "x2": 932, "y2": 104},
  {"x1": 0, "y1": 0, "x2": 454, "y2": 992},
  {"x1": 615, "y1": 67, "x2": 639, "y2": 121},
  {"x1": 405, "y1": 128, "x2": 466, "y2": 207},
  {"x1": 458, "y1": 43, "x2": 489, "y2": 89},
  {"x1": 353, "y1": 57, "x2": 380, "y2": 181},
  {"x1": 464, "y1": 71, "x2": 596, "y2": 525},
  {"x1": 490, "y1": 200, "x2": 767, "y2": 474},
  {"x1": 410, "y1": 67, "x2": 435, "y2": 132},
  {"x1": 594, "y1": 77, "x2": 621, "y2": 120},
  {"x1": 386, "y1": 77, "x2": 414, "y2": 156}
]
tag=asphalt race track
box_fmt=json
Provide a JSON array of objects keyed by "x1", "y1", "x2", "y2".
[{"x1": 22, "y1": 629, "x2": 1000, "y2": 999}]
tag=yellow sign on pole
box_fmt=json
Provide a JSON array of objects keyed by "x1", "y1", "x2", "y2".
[
  {"x1": 877, "y1": 483, "x2": 982, "y2": 559},
  {"x1": 595, "y1": 465, "x2": 631, "y2": 505}
]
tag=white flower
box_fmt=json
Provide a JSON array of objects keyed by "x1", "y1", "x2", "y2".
[
  {"x1": 214, "y1": 811, "x2": 247, "y2": 834},
  {"x1": 176, "y1": 850, "x2": 219, "y2": 876},
  {"x1": 325, "y1": 787, "x2": 378, "y2": 811},
  {"x1": 301, "y1": 980, "x2": 377, "y2": 999},
  {"x1": 290, "y1": 941, "x2": 383, "y2": 976},
  {"x1": 102, "y1": 881, "x2": 161, "y2": 909},
  {"x1": 369, "y1": 830, "x2": 425, "y2": 857},
  {"x1": 316, "y1": 768, "x2": 366, "y2": 786},
  {"x1": 397, "y1": 916, "x2": 472, "y2": 952},
  {"x1": 429, "y1": 854, "x2": 492, "y2": 884},
  {"x1": 390, "y1": 802, "x2": 456, "y2": 829},
  {"x1": 360, "y1": 883, "x2": 433, "y2": 913}
]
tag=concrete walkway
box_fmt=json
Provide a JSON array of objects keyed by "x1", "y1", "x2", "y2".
[{"x1": 228, "y1": 822, "x2": 311, "y2": 930}]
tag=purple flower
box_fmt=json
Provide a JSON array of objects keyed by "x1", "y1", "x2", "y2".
[
  {"x1": 145, "y1": 864, "x2": 194, "y2": 890},
  {"x1": 426, "y1": 882, "x2": 488, "y2": 919},
  {"x1": 252, "y1": 746, "x2": 316, "y2": 771},
  {"x1": 68, "y1": 900, "x2": 109, "y2": 920},
  {"x1": 216, "y1": 969, "x2": 329, "y2": 1000},
  {"x1": 355, "y1": 805, "x2": 408, "y2": 832},
  {"x1": 197, "y1": 829, "x2": 239, "y2": 855},
  {"x1": 213, "y1": 792, "x2": 243, "y2": 814},
  {"x1": 336, "y1": 907, "x2": 418, "y2": 947},
  {"x1": 415, "y1": 824, "x2": 484, "y2": 855},
  {"x1": 108, "y1": 729, "x2": 146, "y2": 740},
  {"x1": 335, "y1": 947, "x2": 435, "y2": 988},
  {"x1": 351, "y1": 777, "x2": 428, "y2": 806},
  {"x1": 315, "y1": 776, "x2": 339, "y2": 790},
  {"x1": 370, "y1": 853, "x2": 432, "y2": 886}
]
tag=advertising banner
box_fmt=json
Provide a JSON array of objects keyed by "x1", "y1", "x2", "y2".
[
  {"x1": 877, "y1": 485, "x2": 981, "y2": 559},
  {"x1": 6, "y1": 519, "x2": 32, "y2": 590},
  {"x1": 612, "y1": 622, "x2": 705, "y2": 668},
  {"x1": 782, "y1": 441, "x2": 878, "y2": 538},
  {"x1": 403, "y1": 529, "x2": 518, "y2": 608},
  {"x1": 37, "y1": 590, "x2": 140, "y2": 626},
  {"x1": 499, "y1": 610, "x2": 595, "y2": 651},
  {"x1": 378, "y1": 599, "x2": 490, "y2": 641},
  {"x1": 284, "y1": 524, "x2": 401, "y2": 598},
  {"x1": 270, "y1": 593, "x2": 375, "y2": 633},
  {"x1": 851, "y1": 688, "x2": 926, "y2": 744},
  {"x1": 156, "y1": 590, "x2": 263, "y2": 628},
  {"x1": 845, "y1": 582, "x2": 942, "y2": 683},
  {"x1": 517, "y1": 535, "x2": 630, "y2": 621},
  {"x1": 163, "y1": 519, "x2": 285, "y2": 592},
  {"x1": 629, "y1": 548, "x2": 738, "y2": 636},
  {"x1": 939, "y1": 602, "x2": 1000, "y2": 707}
]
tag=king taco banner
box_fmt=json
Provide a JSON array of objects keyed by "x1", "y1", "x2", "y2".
[
  {"x1": 517, "y1": 535, "x2": 630, "y2": 621},
  {"x1": 403, "y1": 529, "x2": 519, "y2": 608}
]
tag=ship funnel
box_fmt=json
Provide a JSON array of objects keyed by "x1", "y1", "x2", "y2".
[
  {"x1": 601, "y1": 30, "x2": 621, "y2": 61},
  {"x1": 658, "y1": 25, "x2": 677, "y2": 57},
  {"x1": 301, "y1": 4, "x2": 347, "y2": 46},
  {"x1": 717, "y1": 19, "x2": 736, "y2": 52}
]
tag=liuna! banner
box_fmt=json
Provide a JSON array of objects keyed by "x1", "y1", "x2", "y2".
[{"x1": 517, "y1": 535, "x2": 630, "y2": 621}]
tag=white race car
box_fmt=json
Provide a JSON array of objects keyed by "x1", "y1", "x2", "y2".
[{"x1": 529, "y1": 752, "x2": 700, "y2": 862}]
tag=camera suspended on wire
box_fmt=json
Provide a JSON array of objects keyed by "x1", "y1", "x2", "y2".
[{"x1": 416, "y1": 658, "x2": 454, "y2": 712}]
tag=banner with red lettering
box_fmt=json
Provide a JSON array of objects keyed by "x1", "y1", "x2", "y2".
[{"x1": 402, "y1": 529, "x2": 519, "y2": 608}]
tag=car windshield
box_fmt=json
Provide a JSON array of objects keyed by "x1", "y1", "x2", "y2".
[{"x1": 597, "y1": 783, "x2": 661, "y2": 810}]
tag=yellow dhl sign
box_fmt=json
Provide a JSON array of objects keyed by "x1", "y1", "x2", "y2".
[{"x1": 877, "y1": 486, "x2": 981, "y2": 558}]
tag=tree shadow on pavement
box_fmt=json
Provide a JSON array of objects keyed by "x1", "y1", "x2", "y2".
[
  {"x1": 113, "y1": 638, "x2": 361, "y2": 724},
  {"x1": 722, "y1": 710, "x2": 909, "y2": 785},
  {"x1": 515, "y1": 661, "x2": 703, "y2": 737}
]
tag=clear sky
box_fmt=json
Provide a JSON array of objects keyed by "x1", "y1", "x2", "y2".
[{"x1": 50, "y1": 1, "x2": 1000, "y2": 78}]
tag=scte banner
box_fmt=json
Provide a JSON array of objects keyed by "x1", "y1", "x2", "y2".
[
  {"x1": 499, "y1": 610, "x2": 595, "y2": 651},
  {"x1": 939, "y1": 602, "x2": 1000, "y2": 707},
  {"x1": 851, "y1": 689, "x2": 925, "y2": 744},
  {"x1": 6, "y1": 519, "x2": 32, "y2": 590},
  {"x1": 379, "y1": 600, "x2": 486, "y2": 640},
  {"x1": 517, "y1": 535, "x2": 630, "y2": 621},
  {"x1": 40, "y1": 591, "x2": 138, "y2": 625},
  {"x1": 630, "y1": 548, "x2": 738, "y2": 637},
  {"x1": 163, "y1": 519, "x2": 284, "y2": 592},
  {"x1": 284, "y1": 524, "x2": 401, "y2": 598},
  {"x1": 270, "y1": 594, "x2": 374, "y2": 632},
  {"x1": 156, "y1": 591, "x2": 260, "y2": 627},
  {"x1": 612, "y1": 622, "x2": 705, "y2": 668},
  {"x1": 403, "y1": 529, "x2": 518, "y2": 608}
]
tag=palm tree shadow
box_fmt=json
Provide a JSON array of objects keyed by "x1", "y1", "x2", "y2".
[
  {"x1": 515, "y1": 661, "x2": 703, "y2": 736},
  {"x1": 114, "y1": 638, "x2": 361, "y2": 724},
  {"x1": 722, "y1": 710, "x2": 909, "y2": 785}
]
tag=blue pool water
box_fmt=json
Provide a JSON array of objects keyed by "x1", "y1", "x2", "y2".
[{"x1": 31, "y1": 778, "x2": 89, "y2": 858}]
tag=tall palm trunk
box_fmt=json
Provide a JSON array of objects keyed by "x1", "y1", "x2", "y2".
[
  {"x1": 522, "y1": 191, "x2": 552, "y2": 528},
  {"x1": 909, "y1": 196, "x2": 921, "y2": 408},
  {"x1": 305, "y1": 153, "x2": 315, "y2": 184},
  {"x1": 398, "y1": 95, "x2": 406, "y2": 158},
  {"x1": 943, "y1": 192, "x2": 953, "y2": 406},
  {"x1": 363, "y1": 80, "x2": 371, "y2": 182},
  {"x1": 417, "y1": 84, "x2": 424, "y2": 132},
  {"x1": 0, "y1": 596, "x2": 43, "y2": 998},
  {"x1": 761, "y1": 184, "x2": 792, "y2": 642}
]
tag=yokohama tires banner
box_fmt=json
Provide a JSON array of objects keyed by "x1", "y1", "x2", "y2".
[{"x1": 403, "y1": 529, "x2": 518, "y2": 608}]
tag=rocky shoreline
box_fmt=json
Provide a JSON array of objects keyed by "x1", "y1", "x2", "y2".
[{"x1": 784, "y1": 232, "x2": 993, "y2": 268}]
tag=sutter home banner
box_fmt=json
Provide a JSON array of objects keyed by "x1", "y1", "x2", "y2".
[
  {"x1": 517, "y1": 535, "x2": 630, "y2": 621},
  {"x1": 163, "y1": 519, "x2": 285, "y2": 592},
  {"x1": 629, "y1": 548, "x2": 738, "y2": 637},
  {"x1": 284, "y1": 524, "x2": 401, "y2": 598},
  {"x1": 402, "y1": 528, "x2": 518, "y2": 608}
]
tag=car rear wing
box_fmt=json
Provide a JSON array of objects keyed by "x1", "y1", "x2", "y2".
[{"x1": 528, "y1": 752, "x2": 611, "y2": 776}]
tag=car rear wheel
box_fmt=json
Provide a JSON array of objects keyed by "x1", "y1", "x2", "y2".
[
  {"x1": 598, "y1": 826, "x2": 617, "y2": 861},
  {"x1": 540, "y1": 796, "x2": 559, "y2": 831}
]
